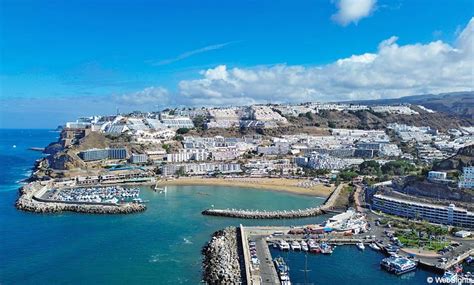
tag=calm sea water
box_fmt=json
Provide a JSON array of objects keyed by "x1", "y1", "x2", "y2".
[{"x1": 0, "y1": 129, "x2": 440, "y2": 284}]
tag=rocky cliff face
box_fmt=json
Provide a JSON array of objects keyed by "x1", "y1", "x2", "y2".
[
  {"x1": 46, "y1": 151, "x2": 85, "y2": 170},
  {"x1": 434, "y1": 144, "x2": 474, "y2": 171}
]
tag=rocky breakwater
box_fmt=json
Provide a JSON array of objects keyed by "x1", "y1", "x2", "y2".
[
  {"x1": 15, "y1": 182, "x2": 146, "y2": 214},
  {"x1": 202, "y1": 227, "x2": 244, "y2": 284},
  {"x1": 202, "y1": 207, "x2": 324, "y2": 219},
  {"x1": 202, "y1": 184, "x2": 343, "y2": 219}
]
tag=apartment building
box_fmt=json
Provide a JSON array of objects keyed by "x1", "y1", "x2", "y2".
[
  {"x1": 459, "y1": 166, "x2": 474, "y2": 189},
  {"x1": 161, "y1": 163, "x2": 242, "y2": 176},
  {"x1": 372, "y1": 194, "x2": 474, "y2": 228}
]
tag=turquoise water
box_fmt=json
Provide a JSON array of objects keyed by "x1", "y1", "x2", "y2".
[{"x1": 0, "y1": 129, "x2": 441, "y2": 284}]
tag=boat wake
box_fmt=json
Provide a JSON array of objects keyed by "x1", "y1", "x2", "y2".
[
  {"x1": 183, "y1": 237, "x2": 193, "y2": 244},
  {"x1": 148, "y1": 253, "x2": 181, "y2": 264}
]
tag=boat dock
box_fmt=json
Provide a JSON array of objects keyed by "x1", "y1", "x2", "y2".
[{"x1": 239, "y1": 225, "x2": 377, "y2": 285}]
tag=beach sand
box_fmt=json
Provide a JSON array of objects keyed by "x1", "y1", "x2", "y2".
[{"x1": 156, "y1": 177, "x2": 334, "y2": 197}]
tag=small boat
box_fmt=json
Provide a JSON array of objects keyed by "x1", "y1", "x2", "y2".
[
  {"x1": 300, "y1": 240, "x2": 309, "y2": 252},
  {"x1": 290, "y1": 240, "x2": 301, "y2": 251},
  {"x1": 369, "y1": 243, "x2": 381, "y2": 251},
  {"x1": 466, "y1": 256, "x2": 473, "y2": 264},
  {"x1": 357, "y1": 242, "x2": 365, "y2": 250},
  {"x1": 308, "y1": 240, "x2": 320, "y2": 253},
  {"x1": 320, "y1": 243, "x2": 333, "y2": 254},
  {"x1": 442, "y1": 271, "x2": 457, "y2": 283},
  {"x1": 274, "y1": 257, "x2": 292, "y2": 285},
  {"x1": 278, "y1": 240, "x2": 290, "y2": 251}
]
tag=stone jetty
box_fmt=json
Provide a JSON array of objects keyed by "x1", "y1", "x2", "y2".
[
  {"x1": 15, "y1": 181, "x2": 146, "y2": 214},
  {"x1": 202, "y1": 227, "x2": 244, "y2": 284},
  {"x1": 202, "y1": 207, "x2": 325, "y2": 219},
  {"x1": 202, "y1": 184, "x2": 344, "y2": 219}
]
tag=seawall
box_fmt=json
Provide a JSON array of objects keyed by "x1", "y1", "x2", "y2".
[
  {"x1": 202, "y1": 184, "x2": 344, "y2": 219},
  {"x1": 201, "y1": 227, "x2": 245, "y2": 284}
]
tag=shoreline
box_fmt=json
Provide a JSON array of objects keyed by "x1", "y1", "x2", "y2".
[{"x1": 156, "y1": 177, "x2": 334, "y2": 198}]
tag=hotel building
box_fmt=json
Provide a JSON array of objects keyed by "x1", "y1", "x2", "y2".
[{"x1": 372, "y1": 194, "x2": 474, "y2": 228}]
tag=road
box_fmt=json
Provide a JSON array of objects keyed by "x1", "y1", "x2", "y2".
[{"x1": 255, "y1": 237, "x2": 280, "y2": 285}]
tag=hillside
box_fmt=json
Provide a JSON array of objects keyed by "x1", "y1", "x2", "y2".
[
  {"x1": 433, "y1": 144, "x2": 474, "y2": 171},
  {"x1": 342, "y1": 91, "x2": 474, "y2": 119}
]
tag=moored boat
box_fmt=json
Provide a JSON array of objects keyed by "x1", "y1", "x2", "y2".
[
  {"x1": 320, "y1": 242, "x2": 333, "y2": 254},
  {"x1": 381, "y1": 256, "x2": 417, "y2": 275},
  {"x1": 274, "y1": 257, "x2": 292, "y2": 285},
  {"x1": 278, "y1": 240, "x2": 290, "y2": 251},
  {"x1": 290, "y1": 240, "x2": 301, "y2": 251},
  {"x1": 369, "y1": 243, "x2": 381, "y2": 251},
  {"x1": 300, "y1": 240, "x2": 309, "y2": 252},
  {"x1": 356, "y1": 242, "x2": 365, "y2": 250}
]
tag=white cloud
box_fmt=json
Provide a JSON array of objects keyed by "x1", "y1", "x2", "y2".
[
  {"x1": 331, "y1": 0, "x2": 377, "y2": 26},
  {"x1": 121, "y1": 18, "x2": 474, "y2": 107},
  {"x1": 116, "y1": 87, "x2": 170, "y2": 105}
]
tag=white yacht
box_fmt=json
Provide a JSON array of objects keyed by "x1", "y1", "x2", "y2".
[
  {"x1": 369, "y1": 243, "x2": 381, "y2": 251},
  {"x1": 290, "y1": 240, "x2": 301, "y2": 251},
  {"x1": 300, "y1": 240, "x2": 309, "y2": 252},
  {"x1": 278, "y1": 240, "x2": 290, "y2": 251},
  {"x1": 356, "y1": 242, "x2": 365, "y2": 250}
]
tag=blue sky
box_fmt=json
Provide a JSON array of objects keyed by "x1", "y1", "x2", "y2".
[{"x1": 0, "y1": 0, "x2": 473, "y2": 128}]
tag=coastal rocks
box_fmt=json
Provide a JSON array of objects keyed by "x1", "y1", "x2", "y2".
[
  {"x1": 15, "y1": 197, "x2": 146, "y2": 214},
  {"x1": 202, "y1": 184, "x2": 343, "y2": 219},
  {"x1": 202, "y1": 207, "x2": 325, "y2": 219},
  {"x1": 202, "y1": 227, "x2": 244, "y2": 285}
]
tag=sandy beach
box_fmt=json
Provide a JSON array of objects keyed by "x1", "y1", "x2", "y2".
[{"x1": 156, "y1": 177, "x2": 334, "y2": 197}]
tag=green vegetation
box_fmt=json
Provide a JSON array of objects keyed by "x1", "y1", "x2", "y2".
[
  {"x1": 176, "y1": 128, "x2": 190, "y2": 135},
  {"x1": 381, "y1": 160, "x2": 416, "y2": 176},
  {"x1": 162, "y1": 144, "x2": 171, "y2": 153},
  {"x1": 303, "y1": 168, "x2": 330, "y2": 177},
  {"x1": 338, "y1": 170, "x2": 358, "y2": 181},
  {"x1": 396, "y1": 230, "x2": 449, "y2": 251},
  {"x1": 176, "y1": 166, "x2": 186, "y2": 177},
  {"x1": 333, "y1": 185, "x2": 355, "y2": 209},
  {"x1": 358, "y1": 160, "x2": 381, "y2": 176},
  {"x1": 379, "y1": 215, "x2": 450, "y2": 251},
  {"x1": 174, "y1": 135, "x2": 184, "y2": 141},
  {"x1": 192, "y1": 115, "x2": 207, "y2": 131},
  {"x1": 328, "y1": 121, "x2": 336, "y2": 128}
]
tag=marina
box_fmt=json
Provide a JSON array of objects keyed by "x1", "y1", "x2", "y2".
[{"x1": 42, "y1": 186, "x2": 142, "y2": 204}]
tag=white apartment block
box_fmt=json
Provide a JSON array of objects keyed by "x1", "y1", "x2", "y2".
[
  {"x1": 166, "y1": 149, "x2": 208, "y2": 163},
  {"x1": 162, "y1": 163, "x2": 242, "y2": 176},
  {"x1": 459, "y1": 166, "x2": 474, "y2": 189},
  {"x1": 372, "y1": 194, "x2": 474, "y2": 228},
  {"x1": 250, "y1": 106, "x2": 288, "y2": 123},
  {"x1": 427, "y1": 171, "x2": 447, "y2": 181}
]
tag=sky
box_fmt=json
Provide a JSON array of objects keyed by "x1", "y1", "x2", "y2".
[{"x1": 0, "y1": 0, "x2": 472, "y2": 128}]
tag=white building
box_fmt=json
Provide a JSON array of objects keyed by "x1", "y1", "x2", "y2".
[
  {"x1": 162, "y1": 163, "x2": 241, "y2": 176},
  {"x1": 130, "y1": 154, "x2": 148, "y2": 164},
  {"x1": 428, "y1": 171, "x2": 447, "y2": 181},
  {"x1": 372, "y1": 194, "x2": 474, "y2": 228},
  {"x1": 459, "y1": 166, "x2": 474, "y2": 189},
  {"x1": 166, "y1": 149, "x2": 208, "y2": 163}
]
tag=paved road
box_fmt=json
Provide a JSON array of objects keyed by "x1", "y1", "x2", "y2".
[{"x1": 255, "y1": 237, "x2": 280, "y2": 285}]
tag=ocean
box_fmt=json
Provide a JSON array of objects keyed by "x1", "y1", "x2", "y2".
[{"x1": 0, "y1": 129, "x2": 444, "y2": 284}]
